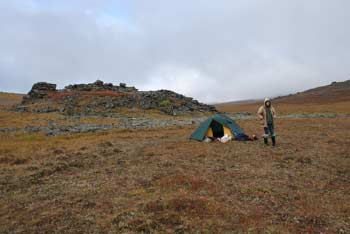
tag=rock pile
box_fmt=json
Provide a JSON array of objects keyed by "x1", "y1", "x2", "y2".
[
  {"x1": 19, "y1": 80, "x2": 216, "y2": 115},
  {"x1": 22, "y1": 82, "x2": 57, "y2": 102},
  {"x1": 64, "y1": 80, "x2": 138, "y2": 93},
  {"x1": 140, "y1": 90, "x2": 216, "y2": 115}
]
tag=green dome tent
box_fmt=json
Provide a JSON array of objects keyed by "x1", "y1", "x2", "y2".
[{"x1": 190, "y1": 114, "x2": 245, "y2": 141}]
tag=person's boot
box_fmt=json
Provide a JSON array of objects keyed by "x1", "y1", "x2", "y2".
[
  {"x1": 271, "y1": 136, "x2": 276, "y2": 147},
  {"x1": 264, "y1": 137, "x2": 268, "y2": 145}
]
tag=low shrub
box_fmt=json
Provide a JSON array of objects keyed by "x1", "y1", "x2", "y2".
[{"x1": 159, "y1": 99, "x2": 171, "y2": 107}]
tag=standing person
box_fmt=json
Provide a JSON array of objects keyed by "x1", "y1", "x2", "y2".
[{"x1": 258, "y1": 98, "x2": 277, "y2": 146}]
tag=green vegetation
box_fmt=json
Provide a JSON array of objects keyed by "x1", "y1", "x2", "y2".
[{"x1": 160, "y1": 99, "x2": 171, "y2": 107}]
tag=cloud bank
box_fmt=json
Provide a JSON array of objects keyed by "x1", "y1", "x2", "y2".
[{"x1": 0, "y1": 0, "x2": 349, "y2": 102}]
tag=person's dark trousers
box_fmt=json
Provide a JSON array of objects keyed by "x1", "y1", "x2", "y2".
[
  {"x1": 271, "y1": 136, "x2": 276, "y2": 146},
  {"x1": 263, "y1": 127, "x2": 269, "y2": 145},
  {"x1": 264, "y1": 124, "x2": 276, "y2": 146}
]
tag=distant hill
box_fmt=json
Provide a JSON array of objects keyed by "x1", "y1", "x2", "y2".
[
  {"x1": 216, "y1": 80, "x2": 350, "y2": 114},
  {"x1": 273, "y1": 80, "x2": 350, "y2": 104},
  {"x1": 215, "y1": 99, "x2": 262, "y2": 106}
]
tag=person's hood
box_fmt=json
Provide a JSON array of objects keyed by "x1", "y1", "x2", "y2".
[{"x1": 264, "y1": 98, "x2": 272, "y2": 106}]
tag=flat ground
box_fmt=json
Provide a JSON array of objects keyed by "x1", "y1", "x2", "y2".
[{"x1": 0, "y1": 95, "x2": 349, "y2": 233}]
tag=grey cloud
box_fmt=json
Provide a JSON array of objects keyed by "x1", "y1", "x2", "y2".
[{"x1": 0, "y1": 0, "x2": 349, "y2": 102}]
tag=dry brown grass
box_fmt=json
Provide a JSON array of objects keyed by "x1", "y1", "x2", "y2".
[
  {"x1": 0, "y1": 92, "x2": 23, "y2": 109},
  {"x1": 0, "y1": 109, "x2": 202, "y2": 129},
  {"x1": 0, "y1": 111, "x2": 122, "y2": 128},
  {"x1": 0, "y1": 116, "x2": 349, "y2": 233}
]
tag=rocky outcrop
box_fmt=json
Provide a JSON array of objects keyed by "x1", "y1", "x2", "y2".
[
  {"x1": 140, "y1": 90, "x2": 216, "y2": 115},
  {"x1": 22, "y1": 82, "x2": 57, "y2": 103},
  {"x1": 19, "y1": 80, "x2": 217, "y2": 115},
  {"x1": 64, "y1": 80, "x2": 137, "y2": 93},
  {"x1": 0, "y1": 117, "x2": 206, "y2": 135}
]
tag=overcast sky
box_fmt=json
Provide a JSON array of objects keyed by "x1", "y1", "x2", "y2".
[{"x1": 0, "y1": 0, "x2": 349, "y2": 102}]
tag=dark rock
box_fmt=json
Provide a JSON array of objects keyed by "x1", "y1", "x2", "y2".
[
  {"x1": 23, "y1": 82, "x2": 57, "y2": 103},
  {"x1": 15, "y1": 105, "x2": 28, "y2": 112},
  {"x1": 139, "y1": 89, "x2": 215, "y2": 114},
  {"x1": 0, "y1": 127, "x2": 18, "y2": 133},
  {"x1": 93, "y1": 80, "x2": 104, "y2": 86},
  {"x1": 33, "y1": 106, "x2": 59, "y2": 113},
  {"x1": 31, "y1": 82, "x2": 56, "y2": 92}
]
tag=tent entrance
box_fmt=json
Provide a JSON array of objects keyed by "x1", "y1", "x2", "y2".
[
  {"x1": 210, "y1": 120, "x2": 224, "y2": 138},
  {"x1": 190, "y1": 114, "x2": 245, "y2": 141}
]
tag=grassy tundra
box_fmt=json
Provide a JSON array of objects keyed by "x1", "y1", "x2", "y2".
[{"x1": 0, "y1": 91, "x2": 349, "y2": 233}]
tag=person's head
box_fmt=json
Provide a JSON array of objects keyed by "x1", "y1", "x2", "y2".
[{"x1": 264, "y1": 98, "x2": 271, "y2": 107}]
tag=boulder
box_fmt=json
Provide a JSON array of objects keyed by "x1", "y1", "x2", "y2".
[
  {"x1": 94, "y1": 80, "x2": 104, "y2": 86},
  {"x1": 23, "y1": 82, "x2": 57, "y2": 102}
]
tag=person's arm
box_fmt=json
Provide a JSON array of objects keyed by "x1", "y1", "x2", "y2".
[
  {"x1": 272, "y1": 107, "x2": 277, "y2": 118},
  {"x1": 257, "y1": 106, "x2": 264, "y2": 120}
]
